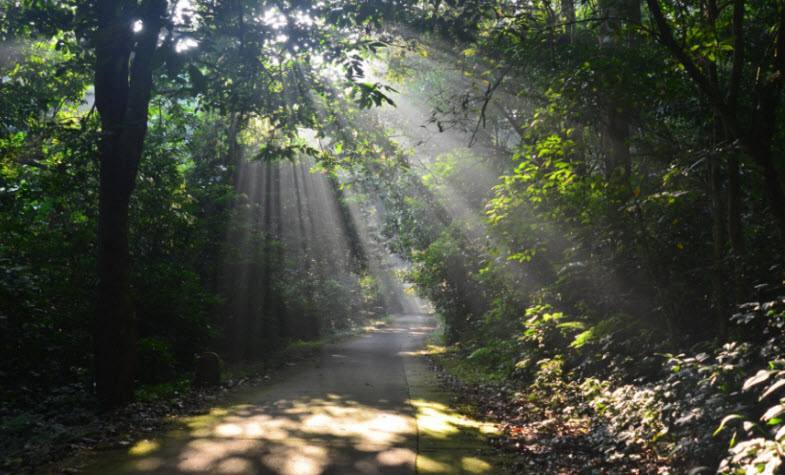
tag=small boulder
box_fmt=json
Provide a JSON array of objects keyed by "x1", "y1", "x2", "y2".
[{"x1": 193, "y1": 351, "x2": 222, "y2": 387}]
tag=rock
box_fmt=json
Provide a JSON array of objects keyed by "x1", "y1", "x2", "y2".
[{"x1": 193, "y1": 352, "x2": 222, "y2": 388}]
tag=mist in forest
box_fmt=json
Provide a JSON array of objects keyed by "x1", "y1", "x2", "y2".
[{"x1": 3, "y1": 1, "x2": 785, "y2": 473}]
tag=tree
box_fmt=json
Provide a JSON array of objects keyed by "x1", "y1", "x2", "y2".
[
  {"x1": 93, "y1": 0, "x2": 167, "y2": 407},
  {"x1": 645, "y1": 0, "x2": 785, "y2": 244}
]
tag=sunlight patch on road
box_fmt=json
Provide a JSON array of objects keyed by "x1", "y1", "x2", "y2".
[
  {"x1": 215, "y1": 456, "x2": 253, "y2": 473},
  {"x1": 399, "y1": 343, "x2": 447, "y2": 356},
  {"x1": 128, "y1": 439, "x2": 159, "y2": 456},
  {"x1": 462, "y1": 456, "x2": 493, "y2": 473},
  {"x1": 416, "y1": 453, "x2": 453, "y2": 473},
  {"x1": 150, "y1": 397, "x2": 418, "y2": 473},
  {"x1": 132, "y1": 456, "x2": 164, "y2": 471},
  {"x1": 177, "y1": 438, "x2": 261, "y2": 472},
  {"x1": 417, "y1": 453, "x2": 495, "y2": 474},
  {"x1": 410, "y1": 399, "x2": 499, "y2": 440},
  {"x1": 262, "y1": 443, "x2": 328, "y2": 475},
  {"x1": 377, "y1": 447, "x2": 416, "y2": 465}
]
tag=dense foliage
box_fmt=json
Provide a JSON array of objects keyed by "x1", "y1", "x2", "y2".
[
  {"x1": 0, "y1": 1, "x2": 390, "y2": 404},
  {"x1": 336, "y1": 0, "x2": 785, "y2": 472},
  {"x1": 2, "y1": 0, "x2": 785, "y2": 472}
]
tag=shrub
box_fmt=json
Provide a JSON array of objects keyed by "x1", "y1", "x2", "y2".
[{"x1": 136, "y1": 337, "x2": 177, "y2": 385}]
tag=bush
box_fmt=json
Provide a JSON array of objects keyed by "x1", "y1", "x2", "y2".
[{"x1": 136, "y1": 337, "x2": 176, "y2": 385}]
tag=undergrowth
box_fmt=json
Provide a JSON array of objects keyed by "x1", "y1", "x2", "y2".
[{"x1": 426, "y1": 291, "x2": 785, "y2": 473}]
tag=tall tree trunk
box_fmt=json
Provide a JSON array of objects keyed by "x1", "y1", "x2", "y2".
[
  {"x1": 605, "y1": 109, "x2": 632, "y2": 181},
  {"x1": 709, "y1": 146, "x2": 728, "y2": 336},
  {"x1": 749, "y1": 138, "x2": 785, "y2": 241},
  {"x1": 726, "y1": 153, "x2": 745, "y2": 304},
  {"x1": 272, "y1": 162, "x2": 288, "y2": 340},
  {"x1": 707, "y1": 0, "x2": 728, "y2": 337},
  {"x1": 329, "y1": 174, "x2": 368, "y2": 272},
  {"x1": 726, "y1": 0, "x2": 745, "y2": 261},
  {"x1": 727, "y1": 156, "x2": 743, "y2": 256},
  {"x1": 260, "y1": 160, "x2": 277, "y2": 352},
  {"x1": 95, "y1": 189, "x2": 135, "y2": 406},
  {"x1": 93, "y1": 0, "x2": 165, "y2": 408},
  {"x1": 601, "y1": 0, "x2": 640, "y2": 183},
  {"x1": 561, "y1": 0, "x2": 575, "y2": 41}
]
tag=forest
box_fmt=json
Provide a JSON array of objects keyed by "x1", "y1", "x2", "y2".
[{"x1": 2, "y1": 0, "x2": 785, "y2": 473}]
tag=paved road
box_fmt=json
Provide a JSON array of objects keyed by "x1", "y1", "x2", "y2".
[{"x1": 66, "y1": 314, "x2": 496, "y2": 475}]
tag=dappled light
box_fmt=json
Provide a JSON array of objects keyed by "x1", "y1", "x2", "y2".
[
  {"x1": 5, "y1": 1, "x2": 785, "y2": 474},
  {"x1": 411, "y1": 399, "x2": 498, "y2": 440},
  {"x1": 67, "y1": 315, "x2": 496, "y2": 474}
]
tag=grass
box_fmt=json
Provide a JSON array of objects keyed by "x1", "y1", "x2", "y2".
[
  {"x1": 426, "y1": 325, "x2": 514, "y2": 386},
  {"x1": 435, "y1": 350, "x2": 510, "y2": 384},
  {"x1": 135, "y1": 379, "x2": 191, "y2": 403}
]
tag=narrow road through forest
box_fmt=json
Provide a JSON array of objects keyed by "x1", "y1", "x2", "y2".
[{"x1": 64, "y1": 313, "x2": 499, "y2": 474}]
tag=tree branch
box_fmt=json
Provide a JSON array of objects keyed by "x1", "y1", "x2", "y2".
[
  {"x1": 645, "y1": 0, "x2": 739, "y2": 137},
  {"x1": 469, "y1": 65, "x2": 511, "y2": 147},
  {"x1": 777, "y1": 2, "x2": 785, "y2": 76},
  {"x1": 727, "y1": 0, "x2": 744, "y2": 109},
  {"x1": 123, "y1": 0, "x2": 166, "y2": 190}
]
